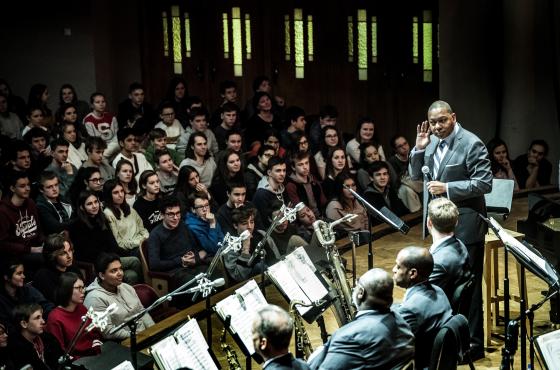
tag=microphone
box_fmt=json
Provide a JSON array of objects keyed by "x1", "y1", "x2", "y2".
[
  {"x1": 184, "y1": 277, "x2": 226, "y2": 294},
  {"x1": 279, "y1": 202, "x2": 305, "y2": 223},
  {"x1": 86, "y1": 303, "x2": 118, "y2": 332},
  {"x1": 421, "y1": 165, "x2": 433, "y2": 182},
  {"x1": 221, "y1": 230, "x2": 252, "y2": 254}
]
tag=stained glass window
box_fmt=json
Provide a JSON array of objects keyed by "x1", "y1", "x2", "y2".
[{"x1": 423, "y1": 10, "x2": 433, "y2": 82}]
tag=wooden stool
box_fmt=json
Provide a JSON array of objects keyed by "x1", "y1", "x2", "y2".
[{"x1": 483, "y1": 229, "x2": 527, "y2": 346}]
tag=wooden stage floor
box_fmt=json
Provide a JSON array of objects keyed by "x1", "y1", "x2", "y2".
[{"x1": 193, "y1": 195, "x2": 558, "y2": 369}]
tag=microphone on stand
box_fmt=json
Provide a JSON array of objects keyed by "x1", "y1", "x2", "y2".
[
  {"x1": 279, "y1": 202, "x2": 305, "y2": 223},
  {"x1": 421, "y1": 165, "x2": 433, "y2": 182},
  {"x1": 86, "y1": 303, "x2": 118, "y2": 332},
  {"x1": 184, "y1": 278, "x2": 226, "y2": 295},
  {"x1": 221, "y1": 229, "x2": 251, "y2": 254}
]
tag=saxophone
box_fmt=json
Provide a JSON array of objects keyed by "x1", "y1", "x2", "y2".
[
  {"x1": 220, "y1": 316, "x2": 242, "y2": 370},
  {"x1": 289, "y1": 300, "x2": 314, "y2": 360},
  {"x1": 313, "y1": 214, "x2": 357, "y2": 326}
]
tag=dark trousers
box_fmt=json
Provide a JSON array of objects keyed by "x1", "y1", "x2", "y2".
[{"x1": 466, "y1": 241, "x2": 485, "y2": 351}]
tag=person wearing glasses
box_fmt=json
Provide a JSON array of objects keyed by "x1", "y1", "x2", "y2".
[
  {"x1": 46, "y1": 272, "x2": 102, "y2": 359},
  {"x1": 513, "y1": 139, "x2": 552, "y2": 189},
  {"x1": 147, "y1": 196, "x2": 209, "y2": 305},
  {"x1": 185, "y1": 192, "x2": 223, "y2": 256},
  {"x1": 68, "y1": 167, "x2": 105, "y2": 211},
  {"x1": 246, "y1": 144, "x2": 275, "y2": 200}
]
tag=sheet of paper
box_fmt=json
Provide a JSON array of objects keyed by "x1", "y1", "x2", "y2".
[
  {"x1": 536, "y1": 329, "x2": 560, "y2": 369},
  {"x1": 285, "y1": 250, "x2": 329, "y2": 302},
  {"x1": 151, "y1": 336, "x2": 195, "y2": 370},
  {"x1": 175, "y1": 319, "x2": 218, "y2": 370},
  {"x1": 267, "y1": 262, "x2": 313, "y2": 315}
]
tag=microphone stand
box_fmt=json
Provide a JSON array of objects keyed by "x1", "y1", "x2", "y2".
[
  {"x1": 110, "y1": 272, "x2": 204, "y2": 369},
  {"x1": 344, "y1": 185, "x2": 409, "y2": 269},
  {"x1": 57, "y1": 313, "x2": 91, "y2": 369}
]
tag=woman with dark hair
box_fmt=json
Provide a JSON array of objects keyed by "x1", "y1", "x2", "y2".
[
  {"x1": 46, "y1": 272, "x2": 102, "y2": 359},
  {"x1": 325, "y1": 173, "x2": 368, "y2": 233},
  {"x1": 21, "y1": 106, "x2": 48, "y2": 137},
  {"x1": 133, "y1": 170, "x2": 163, "y2": 231},
  {"x1": 33, "y1": 233, "x2": 82, "y2": 302},
  {"x1": 115, "y1": 159, "x2": 138, "y2": 207},
  {"x1": 58, "y1": 83, "x2": 90, "y2": 123},
  {"x1": 69, "y1": 167, "x2": 104, "y2": 210},
  {"x1": 486, "y1": 138, "x2": 519, "y2": 190},
  {"x1": 322, "y1": 146, "x2": 350, "y2": 200},
  {"x1": 174, "y1": 165, "x2": 213, "y2": 213},
  {"x1": 59, "y1": 118, "x2": 87, "y2": 169},
  {"x1": 0, "y1": 318, "x2": 14, "y2": 370},
  {"x1": 178, "y1": 132, "x2": 217, "y2": 187},
  {"x1": 262, "y1": 129, "x2": 286, "y2": 158},
  {"x1": 346, "y1": 117, "x2": 385, "y2": 165},
  {"x1": 315, "y1": 126, "x2": 347, "y2": 180},
  {"x1": 104, "y1": 179, "x2": 148, "y2": 255},
  {"x1": 210, "y1": 149, "x2": 245, "y2": 205},
  {"x1": 246, "y1": 144, "x2": 275, "y2": 200},
  {"x1": 287, "y1": 131, "x2": 320, "y2": 179},
  {"x1": 67, "y1": 190, "x2": 142, "y2": 284},
  {"x1": 164, "y1": 77, "x2": 189, "y2": 127},
  {"x1": 356, "y1": 142, "x2": 399, "y2": 192},
  {"x1": 246, "y1": 92, "x2": 283, "y2": 152},
  {"x1": 84, "y1": 253, "x2": 154, "y2": 340},
  {"x1": 0, "y1": 259, "x2": 54, "y2": 329},
  {"x1": 0, "y1": 78, "x2": 27, "y2": 122},
  {"x1": 27, "y1": 83, "x2": 54, "y2": 128}
]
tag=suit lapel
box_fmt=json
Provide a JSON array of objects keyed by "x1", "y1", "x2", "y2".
[{"x1": 436, "y1": 125, "x2": 463, "y2": 179}]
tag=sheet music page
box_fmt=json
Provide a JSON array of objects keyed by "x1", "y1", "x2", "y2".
[
  {"x1": 267, "y1": 261, "x2": 313, "y2": 315},
  {"x1": 215, "y1": 279, "x2": 268, "y2": 355},
  {"x1": 285, "y1": 248, "x2": 329, "y2": 302},
  {"x1": 150, "y1": 336, "x2": 194, "y2": 370},
  {"x1": 290, "y1": 246, "x2": 317, "y2": 272},
  {"x1": 175, "y1": 319, "x2": 219, "y2": 370},
  {"x1": 111, "y1": 361, "x2": 135, "y2": 370},
  {"x1": 536, "y1": 329, "x2": 560, "y2": 369}
]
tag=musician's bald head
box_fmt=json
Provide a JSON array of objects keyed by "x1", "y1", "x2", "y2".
[
  {"x1": 354, "y1": 268, "x2": 394, "y2": 311},
  {"x1": 252, "y1": 304, "x2": 293, "y2": 360}
]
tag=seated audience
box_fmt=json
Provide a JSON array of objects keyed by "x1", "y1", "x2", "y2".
[
  {"x1": 145, "y1": 128, "x2": 183, "y2": 168},
  {"x1": 214, "y1": 129, "x2": 245, "y2": 166},
  {"x1": 117, "y1": 82, "x2": 156, "y2": 136},
  {"x1": 112, "y1": 127, "x2": 153, "y2": 182},
  {"x1": 36, "y1": 171, "x2": 72, "y2": 235},
  {"x1": 154, "y1": 102, "x2": 185, "y2": 149},
  {"x1": 246, "y1": 144, "x2": 275, "y2": 200},
  {"x1": 133, "y1": 170, "x2": 163, "y2": 232},
  {"x1": 9, "y1": 303, "x2": 62, "y2": 370},
  {"x1": 176, "y1": 107, "x2": 219, "y2": 156},
  {"x1": 213, "y1": 102, "x2": 239, "y2": 150},
  {"x1": 210, "y1": 149, "x2": 246, "y2": 205},
  {"x1": 386, "y1": 135, "x2": 422, "y2": 212},
  {"x1": 0, "y1": 141, "x2": 31, "y2": 191},
  {"x1": 185, "y1": 192, "x2": 224, "y2": 255},
  {"x1": 33, "y1": 233, "x2": 82, "y2": 303},
  {"x1": 286, "y1": 151, "x2": 326, "y2": 218},
  {"x1": 103, "y1": 179, "x2": 149, "y2": 256},
  {"x1": 0, "y1": 319, "x2": 13, "y2": 370},
  {"x1": 46, "y1": 272, "x2": 102, "y2": 359},
  {"x1": 252, "y1": 305, "x2": 311, "y2": 370},
  {"x1": 82, "y1": 136, "x2": 115, "y2": 181},
  {"x1": 0, "y1": 92, "x2": 23, "y2": 139},
  {"x1": 154, "y1": 148, "x2": 179, "y2": 195},
  {"x1": 356, "y1": 142, "x2": 398, "y2": 192},
  {"x1": 261, "y1": 130, "x2": 286, "y2": 158},
  {"x1": 0, "y1": 259, "x2": 54, "y2": 328},
  {"x1": 115, "y1": 159, "x2": 138, "y2": 207},
  {"x1": 0, "y1": 79, "x2": 27, "y2": 124},
  {"x1": 252, "y1": 156, "x2": 288, "y2": 227},
  {"x1": 325, "y1": 173, "x2": 368, "y2": 233},
  {"x1": 23, "y1": 127, "x2": 52, "y2": 182},
  {"x1": 84, "y1": 253, "x2": 154, "y2": 340},
  {"x1": 68, "y1": 166, "x2": 104, "y2": 210},
  {"x1": 163, "y1": 77, "x2": 189, "y2": 127},
  {"x1": 216, "y1": 182, "x2": 265, "y2": 235},
  {"x1": 83, "y1": 92, "x2": 120, "y2": 160},
  {"x1": 392, "y1": 246, "x2": 453, "y2": 368},
  {"x1": 147, "y1": 196, "x2": 209, "y2": 287},
  {"x1": 27, "y1": 84, "x2": 55, "y2": 128},
  {"x1": 21, "y1": 106, "x2": 48, "y2": 137},
  {"x1": 245, "y1": 92, "x2": 283, "y2": 150},
  {"x1": 286, "y1": 131, "x2": 321, "y2": 180},
  {"x1": 513, "y1": 139, "x2": 552, "y2": 189},
  {"x1": 309, "y1": 104, "x2": 338, "y2": 154},
  {"x1": 363, "y1": 161, "x2": 409, "y2": 218},
  {"x1": 427, "y1": 198, "x2": 471, "y2": 300},
  {"x1": 45, "y1": 138, "x2": 77, "y2": 202},
  {"x1": 279, "y1": 106, "x2": 306, "y2": 149},
  {"x1": 322, "y1": 147, "x2": 350, "y2": 200},
  {"x1": 346, "y1": 117, "x2": 386, "y2": 166},
  {"x1": 210, "y1": 80, "x2": 239, "y2": 129},
  {"x1": 68, "y1": 190, "x2": 142, "y2": 284},
  {"x1": 58, "y1": 119, "x2": 88, "y2": 169},
  {"x1": 174, "y1": 165, "x2": 213, "y2": 214},
  {"x1": 308, "y1": 268, "x2": 414, "y2": 370},
  {"x1": 314, "y1": 126, "x2": 345, "y2": 181},
  {"x1": 179, "y1": 132, "x2": 217, "y2": 188},
  {"x1": 486, "y1": 138, "x2": 519, "y2": 190},
  {"x1": 57, "y1": 83, "x2": 90, "y2": 124}
]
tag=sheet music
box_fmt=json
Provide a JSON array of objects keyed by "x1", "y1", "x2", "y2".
[
  {"x1": 150, "y1": 319, "x2": 218, "y2": 370},
  {"x1": 111, "y1": 361, "x2": 135, "y2": 370},
  {"x1": 289, "y1": 246, "x2": 317, "y2": 272},
  {"x1": 535, "y1": 329, "x2": 560, "y2": 369},
  {"x1": 267, "y1": 262, "x2": 313, "y2": 315},
  {"x1": 214, "y1": 279, "x2": 267, "y2": 355},
  {"x1": 285, "y1": 247, "x2": 329, "y2": 302}
]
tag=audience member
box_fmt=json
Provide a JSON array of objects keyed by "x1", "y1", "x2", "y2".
[
  {"x1": 103, "y1": 179, "x2": 149, "y2": 256},
  {"x1": 321, "y1": 147, "x2": 350, "y2": 200},
  {"x1": 314, "y1": 126, "x2": 345, "y2": 180},
  {"x1": 0, "y1": 319, "x2": 13, "y2": 370},
  {"x1": 308, "y1": 268, "x2": 414, "y2": 370},
  {"x1": 393, "y1": 246, "x2": 452, "y2": 368},
  {"x1": 46, "y1": 272, "x2": 102, "y2": 359},
  {"x1": 309, "y1": 104, "x2": 338, "y2": 154},
  {"x1": 179, "y1": 132, "x2": 217, "y2": 187},
  {"x1": 262, "y1": 129, "x2": 286, "y2": 158},
  {"x1": 0, "y1": 79, "x2": 27, "y2": 123},
  {"x1": 346, "y1": 117, "x2": 386, "y2": 166},
  {"x1": 117, "y1": 82, "x2": 156, "y2": 135},
  {"x1": 57, "y1": 83, "x2": 90, "y2": 124},
  {"x1": 83, "y1": 92, "x2": 120, "y2": 159},
  {"x1": 154, "y1": 148, "x2": 179, "y2": 195},
  {"x1": 252, "y1": 156, "x2": 288, "y2": 227},
  {"x1": 285, "y1": 151, "x2": 326, "y2": 217},
  {"x1": 82, "y1": 136, "x2": 115, "y2": 181},
  {"x1": 243, "y1": 76, "x2": 284, "y2": 125},
  {"x1": 133, "y1": 170, "x2": 163, "y2": 232},
  {"x1": 246, "y1": 144, "x2": 275, "y2": 199},
  {"x1": 513, "y1": 139, "x2": 552, "y2": 189},
  {"x1": 144, "y1": 128, "x2": 183, "y2": 168},
  {"x1": 112, "y1": 127, "x2": 153, "y2": 182},
  {"x1": 363, "y1": 161, "x2": 409, "y2": 217},
  {"x1": 23, "y1": 127, "x2": 52, "y2": 182},
  {"x1": 36, "y1": 171, "x2": 72, "y2": 235},
  {"x1": 356, "y1": 142, "x2": 398, "y2": 192},
  {"x1": 58, "y1": 120, "x2": 88, "y2": 169},
  {"x1": 185, "y1": 192, "x2": 224, "y2": 255},
  {"x1": 280, "y1": 106, "x2": 306, "y2": 149},
  {"x1": 27, "y1": 83, "x2": 54, "y2": 128},
  {"x1": 68, "y1": 166, "x2": 104, "y2": 210},
  {"x1": 246, "y1": 92, "x2": 282, "y2": 150},
  {"x1": 210, "y1": 149, "x2": 246, "y2": 205},
  {"x1": 0, "y1": 92, "x2": 23, "y2": 139},
  {"x1": 325, "y1": 173, "x2": 368, "y2": 233},
  {"x1": 210, "y1": 80, "x2": 239, "y2": 129},
  {"x1": 176, "y1": 107, "x2": 219, "y2": 156},
  {"x1": 287, "y1": 131, "x2": 321, "y2": 180},
  {"x1": 387, "y1": 135, "x2": 423, "y2": 212},
  {"x1": 214, "y1": 129, "x2": 245, "y2": 167},
  {"x1": 213, "y1": 102, "x2": 240, "y2": 151},
  {"x1": 163, "y1": 77, "x2": 189, "y2": 127},
  {"x1": 174, "y1": 165, "x2": 213, "y2": 213},
  {"x1": 115, "y1": 159, "x2": 138, "y2": 207},
  {"x1": 9, "y1": 303, "x2": 62, "y2": 370},
  {"x1": 68, "y1": 190, "x2": 142, "y2": 284},
  {"x1": 252, "y1": 304, "x2": 310, "y2": 370},
  {"x1": 84, "y1": 253, "x2": 154, "y2": 340},
  {"x1": 486, "y1": 138, "x2": 519, "y2": 190},
  {"x1": 216, "y1": 182, "x2": 265, "y2": 235},
  {"x1": 154, "y1": 101, "x2": 184, "y2": 148},
  {"x1": 45, "y1": 138, "x2": 77, "y2": 202}
]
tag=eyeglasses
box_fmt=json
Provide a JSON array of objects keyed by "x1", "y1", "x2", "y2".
[
  {"x1": 88, "y1": 177, "x2": 105, "y2": 184},
  {"x1": 325, "y1": 134, "x2": 338, "y2": 139},
  {"x1": 194, "y1": 204, "x2": 210, "y2": 210},
  {"x1": 73, "y1": 285, "x2": 85, "y2": 292},
  {"x1": 165, "y1": 211, "x2": 182, "y2": 218},
  {"x1": 299, "y1": 140, "x2": 309, "y2": 144}
]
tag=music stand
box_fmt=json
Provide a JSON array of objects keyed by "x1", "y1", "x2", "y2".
[{"x1": 485, "y1": 179, "x2": 515, "y2": 220}]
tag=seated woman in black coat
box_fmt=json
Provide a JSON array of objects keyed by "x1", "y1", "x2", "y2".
[{"x1": 67, "y1": 190, "x2": 142, "y2": 285}]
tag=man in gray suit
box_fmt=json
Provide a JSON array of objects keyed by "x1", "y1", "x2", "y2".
[
  {"x1": 308, "y1": 268, "x2": 414, "y2": 370},
  {"x1": 427, "y1": 197, "x2": 471, "y2": 300},
  {"x1": 393, "y1": 247, "x2": 453, "y2": 369},
  {"x1": 409, "y1": 100, "x2": 492, "y2": 358}
]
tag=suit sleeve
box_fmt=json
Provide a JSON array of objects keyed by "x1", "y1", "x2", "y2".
[
  {"x1": 446, "y1": 139, "x2": 492, "y2": 202},
  {"x1": 409, "y1": 148, "x2": 426, "y2": 181},
  {"x1": 429, "y1": 262, "x2": 449, "y2": 291}
]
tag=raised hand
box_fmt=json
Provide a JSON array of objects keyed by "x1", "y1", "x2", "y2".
[{"x1": 415, "y1": 120, "x2": 431, "y2": 150}]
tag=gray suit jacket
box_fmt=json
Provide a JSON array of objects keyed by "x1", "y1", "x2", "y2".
[
  {"x1": 409, "y1": 123, "x2": 492, "y2": 244},
  {"x1": 429, "y1": 236, "x2": 471, "y2": 299},
  {"x1": 309, "y1": 309, "x2": 414, "y2": 370},
  {"x1": 396, "y1": 282, "x2": 452, "y2": 368}
]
